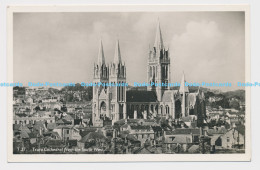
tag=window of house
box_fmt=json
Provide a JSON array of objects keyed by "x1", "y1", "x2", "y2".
[
  {"x1": 171, "y1": 137, "x2": 175, "y2": 141},
  {"x1": 227, "y1": 137, "x2": 230, "y2": 142},
  {"x1": 67, "y1": 130, "x2": 69, "y2": 134}
]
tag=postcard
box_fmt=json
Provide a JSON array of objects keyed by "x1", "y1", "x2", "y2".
[{"x1": 7, "y1": 5, "x2": 250, "y2": 162}]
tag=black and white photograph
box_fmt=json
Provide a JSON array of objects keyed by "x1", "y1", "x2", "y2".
[{"x1": 7, "y1": 5, "x2": 250, "y2": 162}]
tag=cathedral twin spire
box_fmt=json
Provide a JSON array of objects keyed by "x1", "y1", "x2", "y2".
[
  {"x1": 97, "y1": 40, "x2": 105, "y2": 65},
  {"x1": 98, "y1": 19, "x2": 163, "y2": 66},
  {"x1": 96, "y1": 39, "x2": 122, "y2": 66},
  {"x1": 114, "y1": 40, "x2": 122, "y2": 65}
]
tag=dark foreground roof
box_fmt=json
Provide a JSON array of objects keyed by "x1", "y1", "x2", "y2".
[{"x1": 126, "y1": 90, "x2": 158, "y2": 102}]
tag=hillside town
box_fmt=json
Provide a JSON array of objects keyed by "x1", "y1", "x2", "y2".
[
  {"x1": 13, "y1": 20, "x2": 246, "y2": 154},
  {"x1": 12, "y1": 84, "x2": 245, "y2": 154}
]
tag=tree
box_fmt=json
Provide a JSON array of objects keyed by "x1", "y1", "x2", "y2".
[
  {"x1": 229, "y1": 100, "x2": 240, "y2": 110},
  {"x1": 35, "y1": 106, "x2": 41, "y2": 112}
]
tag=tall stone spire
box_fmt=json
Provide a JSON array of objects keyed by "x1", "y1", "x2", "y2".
[
  {"x1": 179, "y1": 71, "x2": 189, "y2": 94},
  {"x1": 114, "y1": 40, "x2": 122, "y2": 64},
  {"x1": 154, "y1": 19, "x2": 164, "y2": 50},
  {"x1": 180, "y1": 71, "x2": 189, "y2": 117},
  {"x1": 97, "y1": 40, "x2": 105, "y2": 65}
]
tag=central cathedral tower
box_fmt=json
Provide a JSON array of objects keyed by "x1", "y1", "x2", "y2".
[{"x1": 147, "y1": 20, "x2": 170, "y2": 101}]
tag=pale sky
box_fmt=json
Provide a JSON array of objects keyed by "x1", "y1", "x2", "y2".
[{"x1": 14, "y1": 12, "x2": 245, "y2": 90}]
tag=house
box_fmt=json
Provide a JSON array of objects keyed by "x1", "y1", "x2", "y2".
[
  {"x1": 207, "y1": 126, "x2": 227, "y2": 146},
  {"x1": 128, "y1": 125, "x2": 155, "y2": 146},
  {"x1": 215, "y1": 128, "x2": 245, "y2": 149},
  {"x1": 78, "y1": 131, "x2": 107, "y2": 149},
  {"x1": 53, "y1": 125, "x2": 81, "y2": 141},
  {"x1": 163, "y1": 128, "x2": 200, "y2": 153}
]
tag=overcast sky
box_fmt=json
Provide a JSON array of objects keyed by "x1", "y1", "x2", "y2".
[{"x1": 14, "y1": 12, "x2": 245, "y2": 90}]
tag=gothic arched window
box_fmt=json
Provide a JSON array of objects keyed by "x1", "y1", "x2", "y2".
[{"x1": 166, "y1": 105, "x2": 169, "y2": 114}]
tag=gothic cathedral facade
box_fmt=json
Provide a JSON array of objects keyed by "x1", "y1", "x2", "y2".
[{"x1": 92, "y1": 20, "x2": 206, "y2": 127}]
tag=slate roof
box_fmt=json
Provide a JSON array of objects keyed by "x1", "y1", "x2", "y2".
[
  {"x1": 56, "y1": 119, "x2": 71, "y2": 124},
  {"x1": 126, "y1": 91, "x2": 158, "y2": 102},
  {"x1": 20, "y1": 130, "x2": 30, "y2": 138},
  {"x1": 151, "y1": 126, "x2": 163, "y2": 132},
  {"x1": 114, "y1": 119, "x2": 126, "y2": 126},
  {"x1": 188, "y1": 145, "x2": 200, "y2": 153},
  {"x1": 34, "y1": 120, "x2": 45, "y2": 125},
  {"x1": 20, "y1": 126, "x2": 31, "y2": 133},
  {"x1": 235, "y1": 124, "x2": 245, "y2": 136},
  {"x1": 162, "y1": 91, "x2": 174, "y2": 102},
  {"x1": 127, "y1": 119, "x2": 140, "y2": 124},
  {"x1": 67, "y1": 140, "x2": 78, "y2": 147},
  {"x1": 33, "y1": 123, "x2": 46, "y2": 131},
  {"x1": 28, "y1": 132, "x2": 38, "y2": 138},
  {"x1": 79, "y1": 132, "x2": 106, "y2": 143},
  {"x1": 63, "y1": 114, "x2": 74, "y2": 120},
  {"x1": 80, "y1": 129, "x2": 97, "y2": 138},
  {"x1": 167, "y1": 135, "x2": 191, "y2": 143},
  {"x1": 119, "y1": 132, "x2": 139, "y2": 142},
  {"x1": 13, "y1": 124, "x2": 22, "y2": 131},
  {"x1": 47, "y1": 123, "x2": 57, "y2": 130},
  {"x1": 165, "y1": 128, "x2": 200, "y2": 135},
  {"x1": 126, "y1": 134, "x2": 139, "y2": 142},
  {"x1": 207, "y1": 127, "x2": 227, "y2": 135},
  {"x1": 45, "y1": 140, "x2": 64, "y2": 148},
  {"x1": 130, "y1": 125, "x2": 152, "y2": 131}
]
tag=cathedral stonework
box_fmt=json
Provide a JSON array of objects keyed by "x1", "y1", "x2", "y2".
[
  {"x1": 92, "y1": 21, "x2": 206, "y2": 127},
  {"x1": 92, "y1": 40, "x2": 126, "y2": 127}
]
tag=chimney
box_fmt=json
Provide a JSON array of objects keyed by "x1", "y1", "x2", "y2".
[
  {"x1": 39, "y1": 127, "x2": 42, "y2": 136},
  {"x1": 134, "y1": 110, "x2": 137, "y2": 119},
  {"x1": 113, "y1": 129, "x2": 117, "y2": 138}
]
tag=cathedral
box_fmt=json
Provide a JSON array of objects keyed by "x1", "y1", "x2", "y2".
[{"x1": 92, "y1": 20, "x2": 206, "y2": 127}]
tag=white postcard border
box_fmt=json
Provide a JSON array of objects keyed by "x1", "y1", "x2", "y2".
[{"x1": 7, "y1": 4, "x2": 251, "y2": 162}]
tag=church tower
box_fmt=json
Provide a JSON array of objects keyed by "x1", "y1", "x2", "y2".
[
  {"x1": 109, "y1": 40, "x2": 127, "y2": 123},
  {"x1": 147, "y1": 20, "x2": 170, "y2": 101},
  {"x1": 179, "y1": 72, "x2": 189, "y2": 117},
  {"x1": 93, "y1": 40, "x2": 109, "y2": 127}
]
